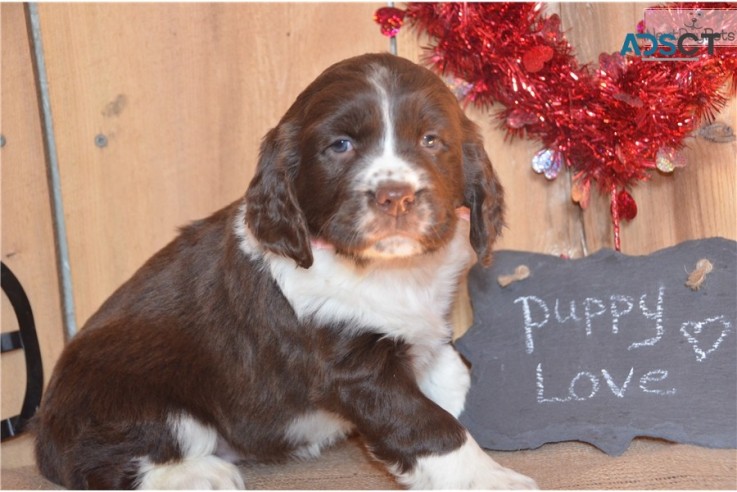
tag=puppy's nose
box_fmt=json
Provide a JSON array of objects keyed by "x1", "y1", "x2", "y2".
[{"x1": 374, "y1": 182, "x2": 415, "y2": 217}]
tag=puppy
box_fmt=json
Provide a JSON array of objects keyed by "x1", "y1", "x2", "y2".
[{"x1": 34, "y1": 53, "x2": 537, "y2": 489}]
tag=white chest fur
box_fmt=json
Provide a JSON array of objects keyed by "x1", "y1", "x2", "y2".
[
  {"x1": 235, "y1": 202, "x2": 477, "y2": 460},
  {"x1": 235, "y1": 203, "x2": 476, "y2": 346}
]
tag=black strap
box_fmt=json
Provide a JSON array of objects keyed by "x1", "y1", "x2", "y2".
[
  {"x1": 1, "y1": 416, "x2": 21, "y2": 439},
  {"x1": 1, "y1": 331, "x2": 23, "y2": 352},
  {"x1": 1, "y1": 262, "x2": 44, "y2": 440}
]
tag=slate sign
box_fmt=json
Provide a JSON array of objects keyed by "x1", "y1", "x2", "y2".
[{"x1": 456, "y1": 237, "x2": 737, "y2": 456}]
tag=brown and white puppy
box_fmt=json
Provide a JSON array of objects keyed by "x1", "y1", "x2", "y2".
[{"x1": 33, "y1": 53, "x2": 536, "y2": 490}]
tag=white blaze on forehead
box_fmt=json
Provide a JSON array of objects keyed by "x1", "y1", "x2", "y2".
[
  {"x1": 372, "y1": 66, "x2": 397, "y2": 162},
  {"x1": 355, "y1": 65, "x2": 428, "y2": 191}
]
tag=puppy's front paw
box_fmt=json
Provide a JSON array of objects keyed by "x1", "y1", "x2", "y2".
[
  {"x1": 137, "y1": 455, "x2": 246, "y2": 490},
  {"x1": 396, "y1": 432, "x2": 538, "y2": 490},
  {"x1": 469, "y1": 459, "x2": 537, "y2": 490}
]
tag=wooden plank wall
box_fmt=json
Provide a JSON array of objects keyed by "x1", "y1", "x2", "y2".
[
  {"x1": 1, "y1": 3, "x2": 66, "y2": 468},
  {"x1": 2, "y1": 2, "x2": 735, "y2": 468}
]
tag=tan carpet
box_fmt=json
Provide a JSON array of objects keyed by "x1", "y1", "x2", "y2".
[{"x1": 2, "y1": 434, "x2": 735, "y2": 489}]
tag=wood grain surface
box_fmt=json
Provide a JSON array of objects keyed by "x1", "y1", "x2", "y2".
[{"x1": 1, "y1": 3, "x2": 65, "y2": 468}]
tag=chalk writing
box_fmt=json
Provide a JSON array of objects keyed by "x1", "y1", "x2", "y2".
[
  {"x1": 632, "y1": 285, "x2": 665, "y2": 350},
  {"x1": 517, "y1": 284, "x2": 670, "y2": 356},
  {"x1": 639, "y1": 369, "x2": 677, "y2": 396},
  {"x1": 537, "y1": 364, "x2": 676, "y2": 403},
  {"x1": 602, "y1": 367, "x2": 633, "y2": 398},
  {"x1": 610, "y1": 295, "x2": 633, "y2": 334},
  {"x1": 513, "y1": 282, "x2": 733, "y2": 404},
  {"x1": 680, "y1": 315, "x2": 733, "y2": 362},
  {"x1": 515, "y1": 295, "x2": 547, "y2": 354},
  {"x1": 554, "y1": 299, "x2": 579, "y2": 323},
  {"x1": 583, "y1": 297, "x2": 606, "y2": 336}
]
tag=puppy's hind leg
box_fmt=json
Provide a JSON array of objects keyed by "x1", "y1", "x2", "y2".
[{"x1": 135, "y1": 414, "x2": 245, "y2": 490}]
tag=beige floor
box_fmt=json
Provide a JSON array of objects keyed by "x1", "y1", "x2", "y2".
[{"x1": 3, "y1": 433, "x2": 736, "y2": 489}]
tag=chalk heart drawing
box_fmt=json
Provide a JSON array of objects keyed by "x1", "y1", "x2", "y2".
[{"x1": 680, "y1": 315, "x2": 733, "y2": 362}]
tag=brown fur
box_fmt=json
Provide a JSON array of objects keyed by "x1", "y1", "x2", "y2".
[{"x1": 33, "y1": 53, "x2": 504, "y2": 489}]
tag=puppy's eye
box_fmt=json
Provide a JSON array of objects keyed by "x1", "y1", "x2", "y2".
[
  {"x1": 328, "y1": 139, "x2": 353, "y2": 154},
  {"x1": 421, "y1": 134, "x2": 440, "y2": 149}
]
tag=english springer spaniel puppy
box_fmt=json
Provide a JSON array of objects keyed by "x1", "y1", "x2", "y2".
[{"x1": 34, "y1": 53, "x2": 537, "y2": 490}]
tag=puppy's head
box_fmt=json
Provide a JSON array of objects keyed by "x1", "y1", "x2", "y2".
[{"x1": 245, "y1": 53, "x2": 504, "y2": 268}]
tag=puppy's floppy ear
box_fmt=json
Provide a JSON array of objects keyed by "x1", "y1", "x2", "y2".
[
  {"x1": 461, "y1": 118, "x2": 505, "y2": 267},
  {"x1": 245, "y1": 124, "x2": 313, "y2": 268}
]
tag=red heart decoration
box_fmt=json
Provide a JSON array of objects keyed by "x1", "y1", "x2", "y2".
[
  {"x1": 374, "y1": 7, "x2": 406, "y2": 37},
  {"x1": 612, "y1": 190, "x2": 638, "y2": 222},
  {"x1": 522, "y1": 45, "x2": 554, "y2": 73}
]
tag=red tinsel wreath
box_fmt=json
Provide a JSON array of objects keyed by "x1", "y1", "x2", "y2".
[{"x1": 374, "y1": 3, "x2": 737, "y2": 250}]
